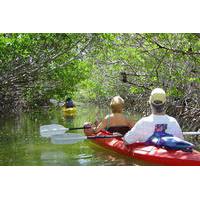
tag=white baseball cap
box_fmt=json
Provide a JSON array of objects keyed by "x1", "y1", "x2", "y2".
[{"x1": 149, "y1": 88, "x2": 166, "y2": 105}]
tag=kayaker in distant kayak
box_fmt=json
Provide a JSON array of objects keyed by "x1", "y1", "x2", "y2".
[
  {"x1": 65, "y1": 97, "x2": 75, "y2": 108},
  {"x1": 124, "y1": 88, "x2": 184, "y2": 145},
  {"x1": 84, "y1": 96, "x2": 135, "y2": 135}
]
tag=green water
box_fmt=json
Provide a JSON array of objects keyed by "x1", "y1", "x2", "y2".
[
  {"x1": 0, "y1": 105, "x2": 198, "y2": 166},
  {"x1": 0, "y1": 105, "x2": 141, "y2": 166}
]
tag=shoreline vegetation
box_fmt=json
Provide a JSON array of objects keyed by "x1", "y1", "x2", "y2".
[{"x1": 0, "y1": 33, "x2": 199, "y2": 131}]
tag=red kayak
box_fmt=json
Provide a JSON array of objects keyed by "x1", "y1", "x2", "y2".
[{"x1": 87, "y1": 130, "x2": 200, "y2": 166}]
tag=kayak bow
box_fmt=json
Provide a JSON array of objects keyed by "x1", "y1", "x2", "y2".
[{"x1": 62, "y1": 107, "x2": 77, "y2": 114}]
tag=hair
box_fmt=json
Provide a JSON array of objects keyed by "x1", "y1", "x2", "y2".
[
  {"x1": 110, "y1": 96, "x2": 124, "y2": 113},
  {"x1": 150, "y1": 102, "x2": 166, "y2": 114}
]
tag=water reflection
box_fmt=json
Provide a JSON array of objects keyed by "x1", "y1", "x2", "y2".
[
  {"x1": 75, "y1": 153, "x2": 93, "y2": 165},
  {"x1": 63, "y1": 114, "x2": 76, "y2": 127},
  {"x1": 0, "y1": 105, "x2": 199, "y2": 166},
  {"x1": 40, "y1": 151, "x2": 66, "y2": 165}
]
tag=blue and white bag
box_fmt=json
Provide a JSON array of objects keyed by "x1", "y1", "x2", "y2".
[{"x1": 146, "y1": 124, "x2": 194, "y2": 152}]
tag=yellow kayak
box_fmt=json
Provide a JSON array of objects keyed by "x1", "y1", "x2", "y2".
[{"x1": 62, "y1": 107, "x2": 77, "y2": 114}]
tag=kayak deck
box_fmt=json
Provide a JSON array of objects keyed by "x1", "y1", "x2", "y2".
[
  {"x1": 62, "y1": 107, "x2": 77, "y2": 114},
  {"x1": 88, "y1": 131, "x2": 200, "y2": 166}
]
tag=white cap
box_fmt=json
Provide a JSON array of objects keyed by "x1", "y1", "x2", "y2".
[{"x1": 149, "y1": 88, "x2": 166, "y2": 105}]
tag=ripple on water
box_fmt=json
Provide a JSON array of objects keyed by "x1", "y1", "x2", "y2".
[{"x1": 74, "y1": 154, "x2": 93, "y2": 159}]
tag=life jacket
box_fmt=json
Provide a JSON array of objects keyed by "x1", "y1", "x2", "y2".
[
  {"x1": 146, "y1": 124, "x2": 194, "y2": 152},
  {"x1": 66, "y1": 100, "x2": 74, "y2": 108}
]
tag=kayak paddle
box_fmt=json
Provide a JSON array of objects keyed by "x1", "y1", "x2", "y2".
[
  {"x1": 40, "y1": 124, "x2": 200, "y2": 138},
  {"x1": 51, "y1": 133, "x2": 123, "y2": 144},
  {"x1": 40, "y1": 124, "x2": 89, "y2": 138},
  {"x1": 49, "y1": 99, "x2": 65, "y2": 107}
]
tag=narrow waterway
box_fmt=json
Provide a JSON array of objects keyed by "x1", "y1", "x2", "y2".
[{"x1": 0, "y1": 104, "x2": 199, "y2": 166}]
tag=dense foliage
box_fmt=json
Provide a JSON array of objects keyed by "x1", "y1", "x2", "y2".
[
  {"x1": 76, "y1": 33, "x2": 200, "y2": 130},
  {"x1": 0, "y1": 33, "x2": 199, "y2": 130},
  {"x1": 0, "y1": 33, "x2": 94, "y2": 112}
]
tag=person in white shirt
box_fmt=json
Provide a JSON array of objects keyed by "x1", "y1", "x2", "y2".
[{"x1": 124, "y1": 88, "x2": 184, "y2": 145}]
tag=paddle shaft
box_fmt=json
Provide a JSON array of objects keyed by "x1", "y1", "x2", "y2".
[
  {"x1": 86, "y1": 133, "x2": 200, "y2": 138},
  {"x1": 68, "y1": 128, "x2": 200, "y2": 135},
  {"x1": 68, "y1": 129, "x2": 200, "y2": 135},
  {"x1": 85, "y1": 133, "x2": 200, "y2": 139},
  {"x1": 69, "y1": 127, "x2": 89, "y2": 130},
  {"x1": 87, "y1": 135, "x2": 122, "y2": 139},
  {"x1": 183, "y1": 132, "x2": 200, "y2": 135},
  {"x1": 50, "y1": 131, "x2": 200, "y2": 145}
]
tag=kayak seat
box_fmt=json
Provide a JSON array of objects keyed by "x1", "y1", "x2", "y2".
[{"x1": 106, "y1": 126, "x2": 131, "y2": 136}]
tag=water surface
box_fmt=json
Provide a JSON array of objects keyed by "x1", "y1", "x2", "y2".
[{"x1": 0, "y1": 105, "x2": 198, "y2": 166}]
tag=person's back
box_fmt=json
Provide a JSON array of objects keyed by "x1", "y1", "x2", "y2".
[
  {"x1": 124, "y1": 88, "x2": 183, "y2": 144},
  {"x1": 106, "y1": 113, "x2": 131, "y2": 127},
  {"x1": 124, "y1": 114, "x2": 183, "y2": 144},
  {"x1": 65, "y1": 98, "x2": 75, "y2": 108},
  {"x1": 84, "y1": 96, "x2": 134, "y2": 135},
  {"x1": 102, "y1": 113, "x2": 132, "y2": 135}
]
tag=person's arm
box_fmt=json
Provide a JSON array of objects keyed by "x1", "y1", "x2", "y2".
[
  {"x1": 128, "y1": 118, "x2": 135, "y2": 128},
  {"x1": 124, "y1": 115, "x2": 135, "y2": 129},
  {"x1": 172, "y1": 120, "x2": 184, "y2": 139},
  {"x1": 95, "y1": 118, "x2": 108, "y2": 133},
  {"x1": 83, "y1": 122, "x2": 96, "y2": 135},
  {"x1": 123, "y1": 120, "x2": 143, "y2": 144},
  {"x1": 72, "y1": 101, "x2": 75, "y2": 107},
  {"x1": 84, "y1": 117, "x2": 108, "y2": 135}
]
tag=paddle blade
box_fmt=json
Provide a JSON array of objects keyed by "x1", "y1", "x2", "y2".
[
  {"x1": 49, "y1": 99, "x2": 58, "y2": 106},
  {"x1": 51, "y1": 133, "x2": 87, "y2": 144},
  {"x1": 58, "y1": 102, "x2": 65, "y2": 107},
  {"x1": 40, "y1": 124, "x2": 68, "y2": 138}
]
